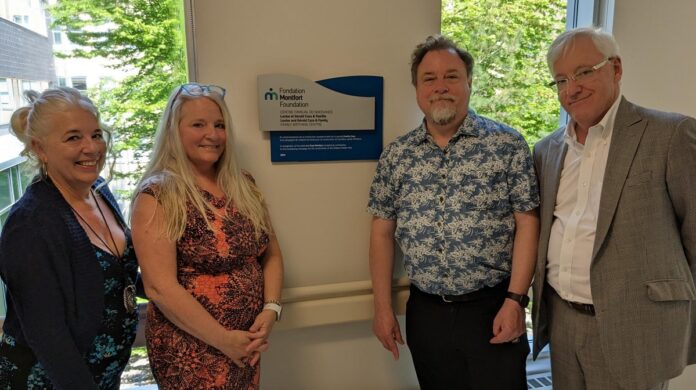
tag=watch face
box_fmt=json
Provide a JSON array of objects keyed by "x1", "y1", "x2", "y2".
[
  {"x1": 521, "y1": 295, "x2": 530, "y2": 308},
  {"x1": 507, "y1": 292, "x2": 529, "y2": 308}
]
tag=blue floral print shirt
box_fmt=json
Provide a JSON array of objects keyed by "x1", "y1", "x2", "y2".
[{"x1": 368, "y1": 111, "x2": 539, "y2": 295}]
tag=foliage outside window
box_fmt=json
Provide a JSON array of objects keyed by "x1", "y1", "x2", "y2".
[
  {"x1": 442, "y1": 0, "x2": 566, "y2": 145},
  {"x1": 50, "y1": 0, "x2": 188, "y2": 189}
]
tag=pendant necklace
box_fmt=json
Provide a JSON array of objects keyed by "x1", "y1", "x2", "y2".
[{"x1": 55, "y1": 181, "x2": 137, "y2": 315}]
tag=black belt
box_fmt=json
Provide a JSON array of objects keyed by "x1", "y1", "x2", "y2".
[
  {"x1": 549, "y1": 285, "x2": 595, "y2": 316},
  {"x1": 412, "y1": 278, "x2": 509, "y2": 303}
]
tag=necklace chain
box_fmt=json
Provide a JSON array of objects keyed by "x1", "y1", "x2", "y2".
[
  {"x1": 48, "y1": 177, "x2": 135, "y2": 314},
  {"x1": 70, "y1": 190, "x2": 123, "y2": 259},
  {"x1": 49, "y1": 176, "x2": 123, "y2": 258}
]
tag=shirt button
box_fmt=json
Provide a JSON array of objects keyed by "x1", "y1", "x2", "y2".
[
  {"x1": 441, "y1": 174, "x2": 446, "y2": 179},
  {"x1": 437, "y1": 248, "x2": 443, "y2": 254},
  {"x1": 443, "y1": 273, "x2": 449, "y2": 278},
  {"x1": 439, "y1": 196, "x2": 445, "y2": 203},
  {"x1": 437, "y1": 221, "x2": 443, "y2": 227}
]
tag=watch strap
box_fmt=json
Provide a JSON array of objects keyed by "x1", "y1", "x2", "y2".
[
  {"x1": 263, "y1": 302, "x2": 282, "y2": 321},
  {"x1": 505, "y1": 291, "x2": 530, "y2": 308}
]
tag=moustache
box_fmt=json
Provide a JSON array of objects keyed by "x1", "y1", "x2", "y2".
[{"x1": 429, "y1": 94, "x2": 455, "y2": 103}]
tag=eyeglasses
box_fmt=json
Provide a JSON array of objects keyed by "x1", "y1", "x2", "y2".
[
  {"x1": 547, "y1": 58, "x2": 613, "y2": 92},
  {"x1": 169, "y1": 83, "x2": 226, "y2": 110},
  {"x1": 173, "y1": 83, "x2": 226, "y2": 100}
]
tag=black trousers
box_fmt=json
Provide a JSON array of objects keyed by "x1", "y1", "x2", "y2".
[{"x1": 406, "y1": 283, "x2": 529, "y2": 390}]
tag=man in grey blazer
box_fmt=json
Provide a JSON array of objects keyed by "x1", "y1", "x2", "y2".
[{"x1": 532, "y1": 27, "x2": 696, "y2": 389}]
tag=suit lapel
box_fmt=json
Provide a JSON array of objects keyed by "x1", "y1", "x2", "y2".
[
  {"x1": 592, "y1": 99, "x2": 647, "y2": 260},
  {"x1": 538, "y1": 129, "x2": 567, "y2": 275}
]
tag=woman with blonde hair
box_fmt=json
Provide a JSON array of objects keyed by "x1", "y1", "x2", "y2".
[
  {"x1": 131, "y1": 83, "x2": 283, "y2": 389},
  {"x1": 0, "y1": 87, "x2": 138, "y2": 389}
]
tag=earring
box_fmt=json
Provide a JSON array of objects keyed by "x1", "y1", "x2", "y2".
[{"x1": 40, "y1": 159, "x2": 48, "y2": 179}]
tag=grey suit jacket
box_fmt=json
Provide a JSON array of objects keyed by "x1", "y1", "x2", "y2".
[{"x1": 532, "y1": 98, "x2": 696, "y2": 389}]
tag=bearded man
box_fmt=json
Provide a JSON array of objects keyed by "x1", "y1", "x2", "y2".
[{"x1": 367, "y1": 34, "x2": 540, "y2": 390}]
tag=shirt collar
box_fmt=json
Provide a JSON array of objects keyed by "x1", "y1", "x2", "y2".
[
  {"x1": 564, "y1": 93, "x2": 622, "y2": 146},
  {"x1": 411, "y1": 110, "x2": 481, "y2": 145}
]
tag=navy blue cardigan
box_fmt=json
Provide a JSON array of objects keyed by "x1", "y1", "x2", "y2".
[{"x1": 0, "y1": 177, "x2": 127, "y2": 390}]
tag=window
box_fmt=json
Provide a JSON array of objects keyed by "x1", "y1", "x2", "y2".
[
  {"x1": 0, "y1": 170, "x2": 14, "y2": 219},
  {"x1": 0, "y1": 160, "x2": 30, "y2": 318},
  {"x1": 19, "y1": 80, "x2": 48, "y2": 104},
  {"x1": 71, "y1": 76, "x2": 87, "y2": 91},
  {"x1": 0, "y1": 78, "x2": 15, "y2": 126},
  {"x1": 12, "y1": 15, "x2": 30, "y2": 25},
  {"x1": 53, "y1": 30, "x2": 63, "y2": 44},
  {"x1": 58, "y1": 77, "x2": 67, "y2": 87}
]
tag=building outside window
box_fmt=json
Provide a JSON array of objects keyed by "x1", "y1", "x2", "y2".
[
  {"x1": 0, "y1": 0, "x2": 54, "y2": 315},
  {"x1": 0, "y1": 78, "x2": 14, "y2": 126},
  {"x1": 70, "y1": 76, "x2": 87, "y2": 91},
  {"x1": 12, "y1": 15, "x2": 29, "y2": 25},
  {"x1": 53, "y1": 29, "x2": 62, "y2": 44}
]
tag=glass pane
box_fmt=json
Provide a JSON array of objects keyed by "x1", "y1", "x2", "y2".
[
  {"x1": 71, "y1": 77, "x2": 87, "y2": 91},
  {"x1": 0, "y1": 205, "x2": 5, "y2": 315},
  {"x1": 12, "y1": 166, "x2": 24, "y2": 199},
  {"x1": 20, "y1": 165, "x2": 33, "y2": 193},
  {"x1": 0, "y1": 170, "x2": 11, "y2": 211},
  {"x1": 0, "y1": 78, "x2": 14, "y2": 126}
]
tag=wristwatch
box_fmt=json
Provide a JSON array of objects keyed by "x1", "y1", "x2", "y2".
[
  {"x1": 505, "y1": 292, "x2": 530, "y2": 308},
  {"x1": 263, "y1": 299, "x2": 282, "y2": 321}
]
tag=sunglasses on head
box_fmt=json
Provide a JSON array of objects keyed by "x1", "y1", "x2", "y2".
[{"x1": 169, "y1": 83, "x2": 226, "y2": 110}]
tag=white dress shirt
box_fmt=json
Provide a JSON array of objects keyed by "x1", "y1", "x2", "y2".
[{"x1": 547, "y1": 94, "x2": 622, "y2": 304}]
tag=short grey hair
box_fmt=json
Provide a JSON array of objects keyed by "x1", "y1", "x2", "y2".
[{"x1": 547, "y1": 27, "x2": 620, "y2": 71}]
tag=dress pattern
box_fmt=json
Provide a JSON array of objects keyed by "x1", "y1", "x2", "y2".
[
  {"x1": 144, "y1": 187, "x2": 269, "y2": 390},
  {"x1": 0, "y1": 242, "x2": 138, "y2": 389}
]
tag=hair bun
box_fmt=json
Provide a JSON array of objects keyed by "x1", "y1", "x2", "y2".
[
  {"x1": 9, "y1": 107, "x2": 31, "y2": 145},
  {"x1": 24, "y1": 90, "x2": 40, "y2": 104}
]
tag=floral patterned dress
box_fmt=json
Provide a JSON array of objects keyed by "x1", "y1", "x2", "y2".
[
  {"x1": 144, "y1": 188, "x2": 269, "y2": 390},
  {"x1": 0, "y1": 241, "x2": 139, "y2": 390}
]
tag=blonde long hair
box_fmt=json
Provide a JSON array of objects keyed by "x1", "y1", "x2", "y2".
[{"x1": 133, "y1": 84, "x2": 270, "y2": 240}]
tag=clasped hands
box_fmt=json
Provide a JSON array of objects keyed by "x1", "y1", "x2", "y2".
[{"x1": 220, "y1": 309, "x2": 277, "y2": 368}]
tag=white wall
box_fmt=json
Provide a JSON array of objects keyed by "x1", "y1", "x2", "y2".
[
  {"x1": 188, "y1": 0, "x2": 696, "y2": 388},
  {"x1": 613, "y1": 0, "x2": 696, "y2": 118},
  {"x1": 191, "y1": 0, "x2": 439, "y2": 388},
  {"x1": 612, "y1": 0, "x2": 696, "y2": 388}
]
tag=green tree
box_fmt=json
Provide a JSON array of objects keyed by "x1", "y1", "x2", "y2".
[
  {"x1": 442, "y1": 0, "x2": 566, "y2": 144},
  {"x1": 50, "y1": 0, "x2": 187, "y2": 180}
]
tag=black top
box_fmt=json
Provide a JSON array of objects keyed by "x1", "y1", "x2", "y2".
[{"x1": 0, "y1": 177, "x2": 131, "y2": 390}]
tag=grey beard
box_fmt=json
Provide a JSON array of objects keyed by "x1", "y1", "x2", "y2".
[{"x1": 431, "y1": 106, "x2": 456, "y2": 125}]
